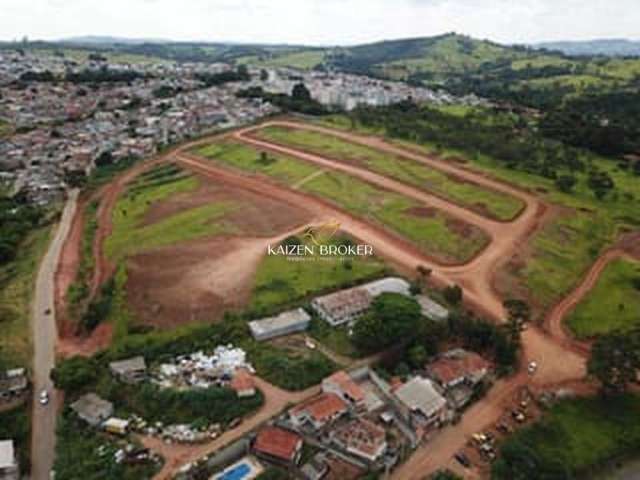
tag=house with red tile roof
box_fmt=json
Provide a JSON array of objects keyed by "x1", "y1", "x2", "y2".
[
  {"x1": 289, "y1": 393, "x2": 348, "y2": 430},
  {"x1": 230, "y1": 368, "x2": 256, "y2": 398},
  {"x1": 322, "y1": 370, "x2": 365, "y2": 408},
  {"x1": 427, "y1": 349, "x2": 490, "y2": 389},
  {"x1": 253, "y1": 426, "x2": 303, "y2": 465}
]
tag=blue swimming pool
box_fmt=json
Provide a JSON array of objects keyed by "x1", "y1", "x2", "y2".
[{"x1": 218, "y1": 463, "x2": 251, "y2": 480}]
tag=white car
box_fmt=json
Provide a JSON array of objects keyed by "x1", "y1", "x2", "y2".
[
  {"x1": 39, "y1": 390, "x2": 50, "y2": 405},
  {"x1": 527, "y1": 361, "x2": 538, "y2": 375}
]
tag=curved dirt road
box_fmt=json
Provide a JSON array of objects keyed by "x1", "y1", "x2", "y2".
[
  {"x1": 31, "y1": 190, "x2": 79, "y2": 480},
  {"x1": 546, "y1": 249, "x2": 640, "y2": 352},
  {"x1": 144, "y1": 377, "x2": 319, "y2": 480}
]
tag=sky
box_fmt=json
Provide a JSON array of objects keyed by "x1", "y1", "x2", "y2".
[{"x1": 2, "y1": 0, "x2": 639, "y2": 46}]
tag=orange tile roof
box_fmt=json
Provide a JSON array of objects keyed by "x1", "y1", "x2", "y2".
[
  {"x1": 291, "y1": 392, "x2": 348, "y2": 423},
  {"x1": 429, "y1": 351, "x2": 490, "y2": 385},
  {"x1": 230, "y1": 368, "x2": 255, "y2": 393},
  {"x1": 254, "y1": 426, "x2": 302, "y2": 462},
  {"x1": 325, "y1": 371, "x2": 365, "y2": 403}
]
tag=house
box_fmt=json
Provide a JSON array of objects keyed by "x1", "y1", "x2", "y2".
[
  {"x1": 332, "y1": 418, "x2": 387, "y2": 462},
  {"x1": 301, "y1": 452, "x2": 329, "y2": 480},
  {"x1": 109, "y1": 356, "x2": 147, "y2": 384},
  {"x1": 70, "y1": 393, "x2": 114, "y2": 427},
  {"x1": 428, "y1": 349, "x2": 490, "y2": 389},
  {"x1": 415, "y1": 295, "x2": 449, "y2": 322},
  {"x1": 394, "y1": 377, "x2": 447, "y2": 429},
  {"x1": 311, "y1": 288, "x2": 371, "y2": 327},
  {"x1": 322, "y1": 371, "x2": 365, "y2": 408},
  {"x1": 253, "y1": 426, "x2": 303, "y2": 465},
  {"x1": 0, "y1": 369, "x2": 28, "y2": 400},
  {"x1": 290, "y1": 393, "x2": 348, "y2": 430},
  {"x1": 311, "y1": 277, "x2": 412, "y2": 326},
  {"x1": 230, "y1": 368, "x2": 257, "y2": 398},
  {"x1": 0, "y1": 440, "x2": 19, "y2": 480},
  {"x1": 248, "y1": 308, "x2": 311, "y2": 341}
]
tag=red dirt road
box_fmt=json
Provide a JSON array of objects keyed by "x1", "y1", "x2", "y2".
[{"x1": 143, "y1": 377, "x2": 319, "y2": 480}]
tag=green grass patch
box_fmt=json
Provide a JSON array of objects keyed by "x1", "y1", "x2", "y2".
[
  {"x1": 308, "y1": 317, "x2": 363, "y2": 359},
  {"x1": 493, "y1": 395, "x2": 640, "y2": 479},
  {"x1": 567, "y1": 258, "x2": 640, "y2": 338},
  {"x1": 196, "y1": 140, "x2": 489, "y2": 264},
  {"x1": 253, "y1": 125, "x2": 524, "y2": 221},
  {"x1": 239, "y1": 50, "x2": 325, "y2": 69},
  {"x1": 0, "y1": 226, "x2": 52, "y2": 367},
  {"x1": 249, "y1": 235, "x2": 388, "y2": 314},
  {"x1": 67, "y1": 200, "x2": 98, "y2": 314},
  {"x1": 105, "y1": 165, "x2": 236, "y2": 261}
]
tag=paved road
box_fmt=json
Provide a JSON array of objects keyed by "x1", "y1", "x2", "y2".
[{"x1": 31, "y1": 190, "x2": 79, "y2": 480}]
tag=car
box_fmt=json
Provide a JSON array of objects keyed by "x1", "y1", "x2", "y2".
[
  {"x1": 44, "y1": 308, "x2": 51, "y2": 315},
  {"x1": 454, "y1": 452, "x2": 472, "y2": 468},
  {"x1": 39, "y1": 390, "x2": 49, "y2": 405},
  {"x1": 528, "y1": 361, "x2": 538, "y2": 375}
]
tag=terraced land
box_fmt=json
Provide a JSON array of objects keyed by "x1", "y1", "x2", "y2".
[
  {"x1": 567, "y1": 257, "x2": 640, "y2": 338},
  {"x1": 251, "y1": 125, "x2": 525, "y2": 221},
  {"x1": 105, "y1": 164, "x2": 236, "y2": 261},
  {"x1": 195, "y1": 140, "x2": 490, "y2": 265}
]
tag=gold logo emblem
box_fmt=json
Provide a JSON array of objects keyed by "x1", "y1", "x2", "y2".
[{"x1": 303, "y1": 219, "x2": 341, "y2": 246}]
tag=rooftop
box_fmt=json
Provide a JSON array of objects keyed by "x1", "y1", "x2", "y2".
[
  {"x1": 324, "y1": 370, "x2": 365, "y2": 403},
  {"x1": 429, "y1": 349, "x2": 490, "y2": 385},
  {"x1": 291, "y1": 392, "x2": 348, "y2": 423},
  {"x1": 395, "y1": 377, "x2": 446, "y2": 418},
  {"x1": 109, "y1": 356, "x2": 146, "y2": 373},
  {"x1": 0, "y1": 440, "x2": 15, "y2": 469},
  {"x1": 333, "y1": 418, "x2": 386, "y2": 459},
  {"x1": 248, "y1": 308, "x2": 310, "y2": 337},
  {"x1": 254, "y1": 426, "x2": 301, "y2": 462}
]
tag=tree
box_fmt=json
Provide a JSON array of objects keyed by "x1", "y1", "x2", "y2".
[
  {"x1": 555, "y1": 174, "x2": 577, "y2": 193},
  {"x1": 260, "y1": 69, "x2": 269, "y2": 81},
  {"x1": 588, "y1": 333, "x2": 640, "y2": 394},
  {"x1": 443, "y1": 284, "x2": 463, "y2": 305},
  {"x1": 352, "y1": 293, "x2": 422, "y2": 353},
  {"x1": 292, "y1": 82, "x2": 312, "y2": 102},
  {"x1": 503, "y1": 299, "x2": 531, "y2": 323},
  {"x1": 587, "y1": 169, "x2": 615, "y2": 200},
  {"x1": 51, "y1": 356, "x2": 99, "y2": 393}
]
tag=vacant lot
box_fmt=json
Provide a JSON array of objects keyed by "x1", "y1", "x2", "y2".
[
  {"x1": 0, "y1": 226, "x2": 51, "y2": 366},
  {"x1": 252, "y1": 125, "x2": 524, "y2": 221},
  {"x1": 196, "y1": 140, "x2": 490, "y2": 264},
  {"x1": 105, "y1": 164, "x2": 236, "y2": 261},
  {"x1": 567, "y1": 257, "x2": 640, "y2": 338},
  {"x1": 493, "y1": 395, "x2": 640, "y2": 479},
  {"x1": 249, "y1": 234, "x2": 388, "y2": 314}
]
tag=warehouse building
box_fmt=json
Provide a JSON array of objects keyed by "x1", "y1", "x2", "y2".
[{"x1": 248, "y1": 308, "x2": 311, "y2": 341}]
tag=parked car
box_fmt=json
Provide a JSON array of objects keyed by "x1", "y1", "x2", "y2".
[
  {"x1": 39, "y1": 390, "x2": 49, "y2": 405},
  {"x1": 528, "y1": 361, "x2": 538, "y2": 375},
  {"x1": 454, "y1": 452, "x2": 472, "y2": 468}
]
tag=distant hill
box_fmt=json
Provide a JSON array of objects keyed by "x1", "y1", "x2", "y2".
[
  {"x1": 535, "y1": 39, "x2": 640, "y2": 57},
  {"x1": 59, "y1": 36, "x2": 171, "y2": 46}
]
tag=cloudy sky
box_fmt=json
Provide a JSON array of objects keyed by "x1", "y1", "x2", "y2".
[{"x1": 2, "y1": 0, "x2": 639, "y2": 45}]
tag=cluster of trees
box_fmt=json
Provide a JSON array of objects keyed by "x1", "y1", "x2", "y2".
[
  {"x1": 588, "y1": 328, "x2": 640, "y2": 394},
  {"x1": 352, "y1": 293, "x2": 422, "y2": 353},
  {"x1": 195, "y1": 65, "x2": 250, "y2": 87},
  {"x1": 236, "y1": 83, "x2": 327, "y2": 115},
  {"x1": 349, "y1": 102, "x2": 628, "y2": 199},
  {"x1": 66, "y1": 67, "x2": 145, "y2": 84},
  {"x1": 0, "y1": 195, "x2": 44, "y2": 265}
]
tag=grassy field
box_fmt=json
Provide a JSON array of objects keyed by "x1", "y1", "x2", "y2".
[
  {"x1": 67, "y1": 200, "x2": 98, "y2": 314},
  {"x1": 249, "y1": 234, "x2": 388, "y2": 314},
  {"x1": 253, "y1": 125, "x2": 525, "y2": 221},
  {"x1": 567, "y1": 258, "x2": 640, "y2": 338},
  {"x1": 493, "y1": 395, "x2": 640, "y2": 478},
  {"x1": 0, "y1": 226, "x2": 52, "y2": 367},
  {"x1": 322, "y1": 115, "x2": 640, "y2": 319},
  {"x1": 196, "y1": 140, "x2": 490, "y2": 264},
  {"x1": 238, "y1": 49, "x2": 325, "y2": 69},
  {"x1": 105, "y1": 164, "x2": 236, "y2": 261}
]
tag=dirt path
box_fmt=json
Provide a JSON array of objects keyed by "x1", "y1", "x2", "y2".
[
  {"x1": 143, "y1": 377, "x2": 319, "y2": 480},
  {"x1": 545, "y1": 248, "x2": 640, "y2": 354},
  {"x1": 53, "y1": 119, "x2": 593, "y2": 479}
]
